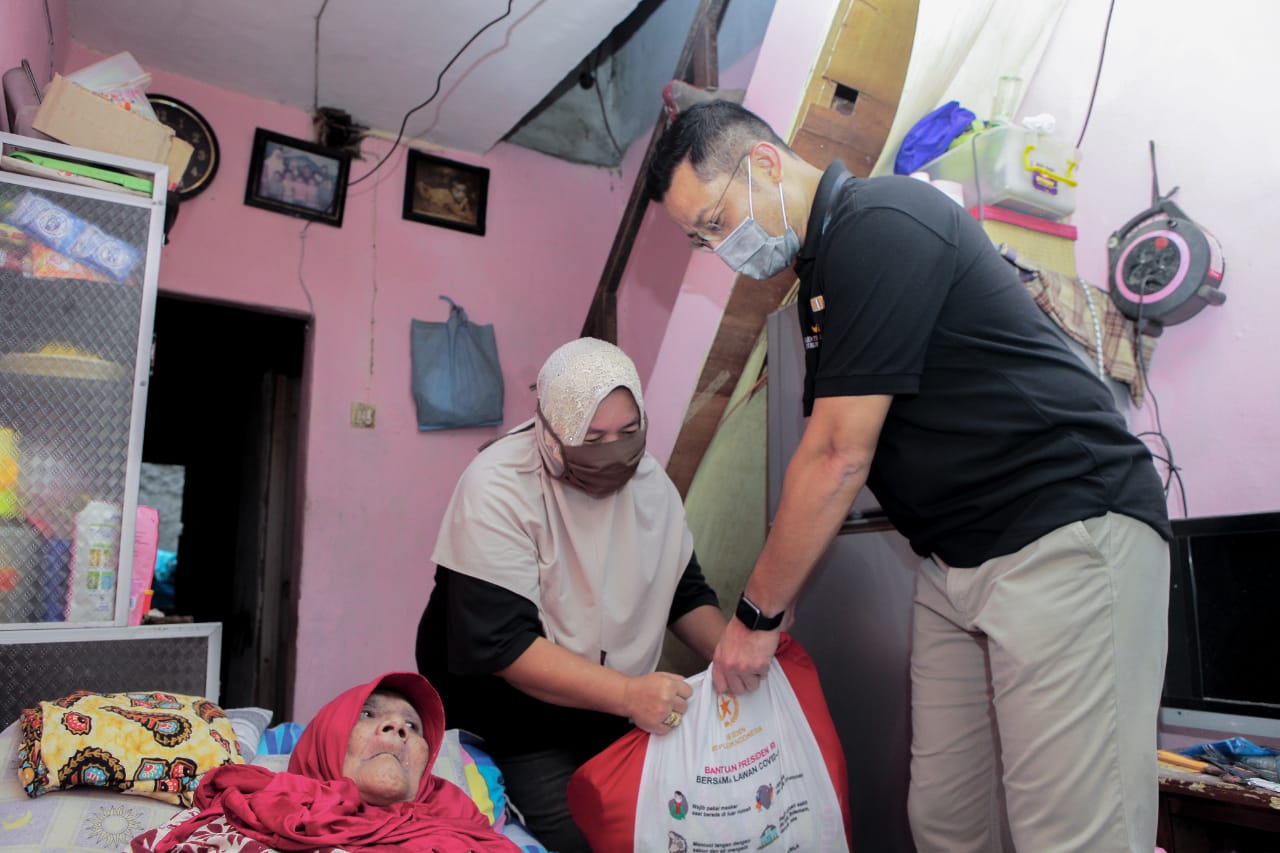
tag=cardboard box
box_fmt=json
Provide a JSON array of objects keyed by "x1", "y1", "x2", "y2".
[
  {"x1": 163, "y1": 137, "x2": 192, "y2": 191},
  {"x1": 33, "y1": 74, "x2": 174, "y2": 165}
]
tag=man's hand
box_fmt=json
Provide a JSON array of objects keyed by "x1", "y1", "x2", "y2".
[{"x1": 711, "y1": 618, "x2": 780, "y2": 694}]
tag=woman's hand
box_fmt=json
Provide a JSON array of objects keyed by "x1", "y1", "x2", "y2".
[{"x1": 624, "y1": 672, "x2": 693, "y2": 736}]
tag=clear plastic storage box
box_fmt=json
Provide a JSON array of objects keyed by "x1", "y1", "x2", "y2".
[{"x1": 922, "y1": 125, "x2": 1080, "y2": 220}]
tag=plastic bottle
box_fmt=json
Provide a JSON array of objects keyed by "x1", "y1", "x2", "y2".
[
  {"x1": 19, "y1": 434, "x2": 85, "y2": 621},
  {"x1": 0, "y1": 427, "x2": 50, "y2": 623},
  {"x1": 67, "y1": 499, "x2": 123, "y2": 622}
]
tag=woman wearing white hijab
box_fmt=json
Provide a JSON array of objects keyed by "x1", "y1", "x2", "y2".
[{"x1": 416, "y1": 338, "x2": 727, "y2": 853}]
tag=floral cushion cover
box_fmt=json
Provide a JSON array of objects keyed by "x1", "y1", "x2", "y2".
[{"x1": 18, "y1": 691, "x2": 243, "y2": 807}]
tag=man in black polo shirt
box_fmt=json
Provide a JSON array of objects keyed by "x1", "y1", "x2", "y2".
[{"x1": 651, "y1": 101, "x2": 1171, "y2": 853}]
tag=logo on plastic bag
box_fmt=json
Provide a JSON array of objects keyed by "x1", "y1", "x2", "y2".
[{"x1": 717, "y1": 693, "x2": 739, "y2": 728}]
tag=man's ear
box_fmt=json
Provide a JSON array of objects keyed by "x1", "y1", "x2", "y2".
[{"x1": 750, "y1": 142, "x2": 786, "y2": 184}]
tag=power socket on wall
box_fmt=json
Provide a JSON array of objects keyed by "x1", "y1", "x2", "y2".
[{"x1": 350, "y1": 402, "x2": 376, "y2": 428}]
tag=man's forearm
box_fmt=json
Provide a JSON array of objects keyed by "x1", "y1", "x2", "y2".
[{"x1": 744, "y1": 436, "x2": 869, "y2": 617}]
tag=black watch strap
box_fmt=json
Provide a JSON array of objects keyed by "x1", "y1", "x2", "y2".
[{"x1": 735, "y1": 593, "x2": 784, "y2": 631}]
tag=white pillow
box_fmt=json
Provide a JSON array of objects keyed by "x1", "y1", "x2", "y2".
[
  {"x1": 248, "y1": 752, "x2": 290, "y2": 773},
  {"x1": 223, "y1": 706, "x2": 273, "y2": 763}
]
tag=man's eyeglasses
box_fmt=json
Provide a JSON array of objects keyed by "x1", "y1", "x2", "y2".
[{"x1": 688, "y1": 155, "x2": 747, "y2": 252}]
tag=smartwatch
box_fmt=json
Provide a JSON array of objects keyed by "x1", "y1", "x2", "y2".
[{"x1": 735, "y1": 593, "x2": 784, "y2": 631}]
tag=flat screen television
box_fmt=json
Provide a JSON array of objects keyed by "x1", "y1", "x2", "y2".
[{"x1": 1161, "y1": 511, "x2": 1280, "y2": 740}]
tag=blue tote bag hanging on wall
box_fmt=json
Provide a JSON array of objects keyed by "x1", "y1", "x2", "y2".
[{"x1": 410, "y1": 295, "x2": 504, "y2": 430}]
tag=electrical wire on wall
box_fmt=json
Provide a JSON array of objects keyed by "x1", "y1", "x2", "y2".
[
  {"x1": 1075, "y1": 0, "x2": 1116, "y2": 150},
  {"x1": 365, "y1": 168, "x2": 379, "y2": 395},
  {"x1": 349, "y1": 0, "x2": 515, "y2": 187},
  {"x1": 1065, "y1": 0, "x2": 1181, "y2": 512},
  {"x1": 296, "y1": 220, "x2": 317, "y2": 319},
  {"x1": 1132, "y1": 298, "x2": 1189, "y2": 517},
  {"x1": 306, "y1": 0, "x2": 386, "y2": 401},
  {"x1": 313, "y1": 0, "x2": 330, "y2": 113},
  {"x1": 590, "y1": 47, "x2": 625, "y2": 163},
  {"x1": 42, "y1": 0, "x2": 55, "y2": 83}
]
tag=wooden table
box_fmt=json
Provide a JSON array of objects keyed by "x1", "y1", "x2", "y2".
[{"x1": 1158, "y1": 767, "x2": 1280, "y2": 852}]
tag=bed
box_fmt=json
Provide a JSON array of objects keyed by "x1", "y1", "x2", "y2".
[{"x1": 0, "y1": 694, "x2": 549, "y2": 852}]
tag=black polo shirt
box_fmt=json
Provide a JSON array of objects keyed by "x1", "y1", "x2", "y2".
[{"x1": 794, "y1": 163, "x2": 1170, "y2": 567}]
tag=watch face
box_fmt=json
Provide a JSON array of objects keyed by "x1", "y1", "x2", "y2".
[{"x1": 147, "y1": 94, "x2": 220, "y2": 200}]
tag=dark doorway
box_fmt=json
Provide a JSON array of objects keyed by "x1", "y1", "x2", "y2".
[{"x1": 141, "y1": 294, "x2": 306, "y2": 716}]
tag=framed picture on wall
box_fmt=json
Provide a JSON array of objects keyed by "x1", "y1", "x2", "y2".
[
  {"x1": 244, "y1": 128, "x2": 351, "y2": 227},
  {"x1": 402, "y1": 150, "x2": 489, "y2": 236}
]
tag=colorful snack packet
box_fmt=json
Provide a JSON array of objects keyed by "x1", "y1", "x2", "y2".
[
  {"x1": 29, "y1": 241, "x2": 111, "y2": 282},
  {"x1": 5, "y1": 191, "x2": 140, "y2": 283}
]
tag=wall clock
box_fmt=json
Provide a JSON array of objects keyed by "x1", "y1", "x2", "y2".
[{"x1": 146, "y1": 94, "x2": 220, "y2": 200}]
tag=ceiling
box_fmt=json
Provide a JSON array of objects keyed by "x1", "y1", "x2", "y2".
[
  {"x1": 65, "y1": 0, "x2": 643, "y2": 156},
  {"x1": 64, "y1": 0, "x2": 775, "y2": 167}
]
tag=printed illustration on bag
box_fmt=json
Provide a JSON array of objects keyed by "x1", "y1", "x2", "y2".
[
  {"x1": 667, "y1": 830, "x2": 688, "y2": 852},
  {"x1": 758, "y1": 823, "x2": 780, "y2": 847},
  {"x1": 754, "y1": 782, "x2": 774, "y2": 811},
  {"x1": 668, "y1": 790, "x2": 689, "y2": 819}
]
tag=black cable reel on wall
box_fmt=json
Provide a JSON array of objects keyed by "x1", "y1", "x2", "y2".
[{"x1": 1107, "y1": 141, "x2": 1226, "y2": 336}]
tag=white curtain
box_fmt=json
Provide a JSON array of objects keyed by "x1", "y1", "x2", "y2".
[{"x1": 872, "y1": 0, "x2": 1070, "y2": 175}]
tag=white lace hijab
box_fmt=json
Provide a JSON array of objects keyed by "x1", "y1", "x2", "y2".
[{"x1": 432, "y1": 338, "x2": 693, "y2": 676}]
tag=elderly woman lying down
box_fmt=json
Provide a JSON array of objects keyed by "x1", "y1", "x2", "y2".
[{"x1": 128, "y1": 672, "x2": 519, "y2": 852}]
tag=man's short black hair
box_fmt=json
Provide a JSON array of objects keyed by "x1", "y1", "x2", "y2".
[{"x1": 648, "y1": 100, "x2": 790, "y2": 202}]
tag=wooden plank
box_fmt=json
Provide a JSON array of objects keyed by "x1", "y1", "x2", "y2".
[
  {"x1": 791, "y1": 97, "x2": 897, "y2": 176},
  {"x1": 667, "y1": 271, "x2": 795, "y2": 495},
  {"x1": 806, "y1": 98, "x2": 896, "y2": 153},
  {"x1": 792, "y1": 128, "x2": 877, "y2": 177},
  {"x1": 799, "y1": 1, "x2": 857, "y2": 112},
  {"x1": 825, "y1": 0, "x2": 919, "y2": 105}
]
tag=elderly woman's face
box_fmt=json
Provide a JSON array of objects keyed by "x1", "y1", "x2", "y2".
[{"x1": 341, "y1": 690, "x2": 429, "y2": 805}]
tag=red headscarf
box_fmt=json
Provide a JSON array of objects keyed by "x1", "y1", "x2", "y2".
[{"x1": 143, "y1": 672, "x2": 518, "y2": 852}]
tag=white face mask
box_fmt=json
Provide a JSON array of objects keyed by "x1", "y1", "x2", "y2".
[{"x1": 714, "y1": 163, "x2": 800, "y2": 280}]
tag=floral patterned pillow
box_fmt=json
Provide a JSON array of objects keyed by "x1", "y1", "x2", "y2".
[
  {"x1": 18, "y1": 690, "x2": 244, "y2": 807},
  {"x1": 0, "y1": 720, "x2": 182, "y2": 851}
]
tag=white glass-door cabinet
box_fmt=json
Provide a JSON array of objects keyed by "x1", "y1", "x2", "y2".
[{"x1": 0, "y1": 131, "x2": 167, "y2": 630}]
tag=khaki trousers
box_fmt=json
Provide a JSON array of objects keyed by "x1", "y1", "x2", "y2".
[{"x1": 907, "y1": 513, "x2": 1170, "y2": 853}]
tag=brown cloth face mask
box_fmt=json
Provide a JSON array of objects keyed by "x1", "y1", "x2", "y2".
[{"x1": 538, "y1": 406, "x2": 646, "y2": 498}]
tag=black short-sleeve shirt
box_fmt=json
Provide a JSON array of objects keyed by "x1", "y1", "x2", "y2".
[
  {"x1": 415, "y1": 554, "x2": 718, "y2": 758},
  {"x1": 794, "y1": 165, "x2": 1170, "y2": 566}
]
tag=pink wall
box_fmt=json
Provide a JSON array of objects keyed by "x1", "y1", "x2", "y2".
[
  {"x1": 21, "y1": 31, "x2": 644, "y2": 719},
  {"x1": 0, "y1": 0, "x2": 69, "y2": 133},
  {"x1": 1021, "y1": 0, "x2": 1280, "y2": 518},
  {"x1": 616, "y1": 48, "x2": 765, "y2": 387}
]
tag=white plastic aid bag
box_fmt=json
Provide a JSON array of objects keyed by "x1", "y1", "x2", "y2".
[{"x1": 633, "y1": 656, "x2": 849, "y2": 852}]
